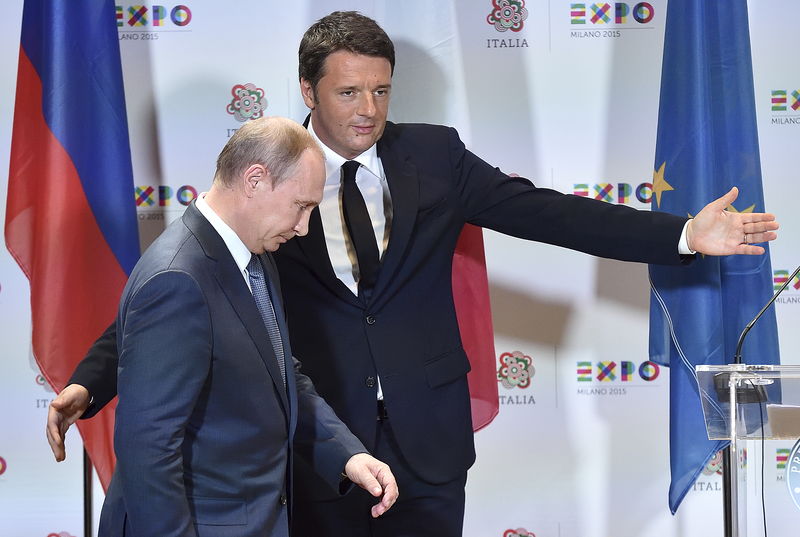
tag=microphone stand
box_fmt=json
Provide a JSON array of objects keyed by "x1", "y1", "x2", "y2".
[{"x1": 722, "y1": 264, "x2": 800, "y2": 537}]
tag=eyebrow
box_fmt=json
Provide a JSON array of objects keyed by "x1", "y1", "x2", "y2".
[{"x1": 336, "y1": 83, "x2": 392, "y2": 91}]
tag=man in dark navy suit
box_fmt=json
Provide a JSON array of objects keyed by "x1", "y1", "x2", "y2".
[
  {"x1": 94, "y1": 117, "x2": 397, "y2": 537},
  {"x1": 49, "y1": 11, "x2": 778, "y2": 537}
]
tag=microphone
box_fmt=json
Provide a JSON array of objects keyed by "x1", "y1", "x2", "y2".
[
  {"x1": 713, "y1": 264, "x2": 798, "y2": 404},
  {"x1": 734, "y1": 264, "x2": 800, "y2": 364}
]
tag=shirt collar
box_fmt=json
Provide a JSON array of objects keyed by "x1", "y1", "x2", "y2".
[
  {"x1": 308, "y1": 118, "x2": 382, "y2": 185},
  {"x1": 195, "y1": 194, "x2": 252, "y2": 275}
]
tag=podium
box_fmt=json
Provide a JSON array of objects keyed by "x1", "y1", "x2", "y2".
[{"x1": 696, "y1": 364, "x2": 800, "y2": 536}]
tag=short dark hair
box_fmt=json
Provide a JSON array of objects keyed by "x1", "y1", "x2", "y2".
[{"x1": 298, "y1": 11, "x2": 395, "y2": 93}]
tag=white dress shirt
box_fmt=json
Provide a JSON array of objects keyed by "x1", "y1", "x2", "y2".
[
  {"x1": 309, "y1": 120, "x2": 393, "y2": 296},
  {"x1": 195, "y1": 194, "x2": 254, "y2": 290}
]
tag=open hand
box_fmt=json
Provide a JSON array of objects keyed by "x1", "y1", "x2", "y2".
[{"x1": 687, "y1": 187, "x2": 779, "y2": 255}]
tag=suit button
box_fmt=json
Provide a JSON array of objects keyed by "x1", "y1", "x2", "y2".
[
  {"x1": 279, "y1": 494, "x2": 287, "y2": 506},
  {"x1": 365, "y1": 315, "x2": 376, "y2": 325},
  {"x1": 365, "y1": 376, "x2": 376, "y2": 388}
]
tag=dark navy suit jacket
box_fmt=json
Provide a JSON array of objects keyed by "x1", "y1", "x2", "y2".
[
  {"x1": 98, "y1": 203, "x2": 365, "y2": 537},
  {"x1": 274, "y1": 122, "x2": 690, "y2": 496}
]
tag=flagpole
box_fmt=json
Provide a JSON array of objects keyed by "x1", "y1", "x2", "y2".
[
  {"x1": 83, "y1": 448, "x2": 93, "y2": 537},
  {"x1": 722, "y1": 444, "x2": 733, "y2": 537}
]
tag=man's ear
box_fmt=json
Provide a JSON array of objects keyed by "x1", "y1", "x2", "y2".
[
  {"x1": 243, "y1": 164, "x2": 268, "y2": 197},
  {"x1": 300, "y1": 78, "x2": 316, "y2": 109}
]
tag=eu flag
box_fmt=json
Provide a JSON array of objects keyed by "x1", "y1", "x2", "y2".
[
  {"x1": 5, "y1": 0, "x2": 139, "y2": 489},
  {"x1": 648, "y1": 0, "x2": 780, "y2": 513}
]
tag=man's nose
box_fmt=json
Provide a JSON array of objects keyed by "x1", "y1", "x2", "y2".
[
  {"x1": 294, "y1": 214, "x2": 310, "y2": 237},
  {"x1": 356, "y1": 93, "x2": 375, "y2": 118}
]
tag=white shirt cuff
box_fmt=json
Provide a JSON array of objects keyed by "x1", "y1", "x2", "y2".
[{"x1": 678, "y1": 220, "x2": 695, "y2": 255}]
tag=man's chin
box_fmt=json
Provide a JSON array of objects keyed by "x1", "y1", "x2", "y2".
[{"x1": 265, "y1": 237, "x2": 288, "y2": 252}]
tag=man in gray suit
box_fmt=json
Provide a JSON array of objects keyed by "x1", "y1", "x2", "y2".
[{"x1": 97, "y1": 117, "x2": 397, "y2": 536}]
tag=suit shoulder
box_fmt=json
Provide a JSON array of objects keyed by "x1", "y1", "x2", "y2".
[
  {"x1": 385, "y1": 121, "x2": 457, "y2": 142},
  {"x1": 127, "y1": 220, "x2": 207, "y2": 289}
]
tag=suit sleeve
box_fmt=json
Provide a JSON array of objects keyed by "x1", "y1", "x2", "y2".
[
  {"x1": 258, "y1": 251, "x2": 366, "y2": 491},
  {"x1": 68, "y1": 321, "x2": 119, "y2": 419},
  {"x1": 444, "y1": 127, "x2": 690, "y2": 265},
  {"x1": 115, "y1": 270, "x2": 211, "y2": 537},
  {"x1": 291, "y1": 355, "x2": 367, "y2": 493}
]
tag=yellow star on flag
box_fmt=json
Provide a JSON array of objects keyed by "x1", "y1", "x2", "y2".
[
  {"x1": 726, "y1": 203, "x2": 755, "y2": 213},
  {"x1": 652, "y1": 161, "x2": 674, "y2": 208}
]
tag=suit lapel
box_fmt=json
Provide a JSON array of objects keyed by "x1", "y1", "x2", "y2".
[
  {"x1": 183, "y1": 204, "x2": 291, "y2": 415},
  {"x1": 292, "y1": 209, "x2": 361, "y2": 307},
  {"x1": 369, "y1": 126, "x2": 419, "y2": 308},
  {"x1": 295, "y1": 119, "x2": 420, "y2": 309}
]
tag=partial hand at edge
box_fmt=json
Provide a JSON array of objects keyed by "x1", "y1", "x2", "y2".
[
  {"x1": 687, "y1": 187, "x2": 779, "y2": 256},
  {"x1": 46, "y1": 383, "x2": 90, "y2": 462},
  {"x1": 344, "y1": 452, "x2": 399, "y2": 517}
]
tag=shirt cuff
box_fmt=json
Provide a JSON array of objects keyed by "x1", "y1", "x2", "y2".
[{"x1": 678, "y1": 220, "x2": 695, "y2": 255}]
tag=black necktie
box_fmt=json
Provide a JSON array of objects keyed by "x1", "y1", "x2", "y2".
[{"x1": 341, "y1": 160, "x2": 380, "y2": 296}]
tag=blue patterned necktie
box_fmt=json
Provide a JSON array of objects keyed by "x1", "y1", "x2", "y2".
[{"x1": 247, "y1": 254, "x2": 286, "y2": 387}]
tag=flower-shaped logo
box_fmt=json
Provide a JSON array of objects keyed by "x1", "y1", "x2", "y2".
[
  {"x1": 498, "y1": 351, "x2": 535, "y2": 389},
  {"x1": 702, "y1": 451, "x2": 723, "y2": 476},
  {"x1": 226, "y1": 83, "x2": 267, "y2": 122},
  {"x1": 487, "y1": 0, "x2": 529, "y2": 33},
  {"x1": 503, "y1": 529, "x2": 536, "y2": 537}
]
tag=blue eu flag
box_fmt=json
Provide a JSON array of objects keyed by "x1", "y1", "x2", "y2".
[{"x1": 648, "y1": 0, "x2": 780, "y2": 513}]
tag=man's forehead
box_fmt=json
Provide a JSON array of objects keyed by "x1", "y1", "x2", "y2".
[{"x1": 321, "y1": 51, "x2": 392, "y2": 76}]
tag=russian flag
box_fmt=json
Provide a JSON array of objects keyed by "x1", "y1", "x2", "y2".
[{"x1": 5, "y1": 0, "x2": 139, "y2": 489}]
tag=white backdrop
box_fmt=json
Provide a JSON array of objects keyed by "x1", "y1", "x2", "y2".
[{"x1": 1, "y1": 1, "x2": 798, "y2": 536}]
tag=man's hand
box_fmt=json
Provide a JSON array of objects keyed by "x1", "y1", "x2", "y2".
[
  {"x1": 687, "y1": 187, "x2": 779, "y2": 255},
  {"x1": 46, "y1": 383, "x2": 90, "y2": 462},
  {"x1": 344, "y1": 453, "x2": 399, "y2": 517}
]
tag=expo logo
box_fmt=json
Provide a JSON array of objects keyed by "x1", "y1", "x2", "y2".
[
  {"x1": 135, "y1": 185, "x2": 198, "y2": 208},
  {"x1": 774, "y1": 270, "x2": 800, "y2": 292},
  {"x1": 778, "y1": 448, "x2": 790, "y2": 470},
  {"x1": 574, "y1": 182, "x2": 652, "y2": 204},
  {"x1": 116, "y1": 4, "x2": 192, "y2": 27},
  {"x1": 770, "y1": 90, "x2": 800, "y2": 112},
  {"x1": 576, "y1": 360, "x2": 660, "y2": 382},
  {"x1": 570, "y1": 2, "x2": 654, "y2": 25}
]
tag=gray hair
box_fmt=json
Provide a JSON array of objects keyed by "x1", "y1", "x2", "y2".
[{"x1": 214, "y1": 117, "x2": 322, "y2": 187}]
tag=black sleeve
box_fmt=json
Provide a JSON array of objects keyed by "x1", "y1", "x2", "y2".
[{"x1": 67, "y1": 321, "x2": 119, "y2": 419}]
